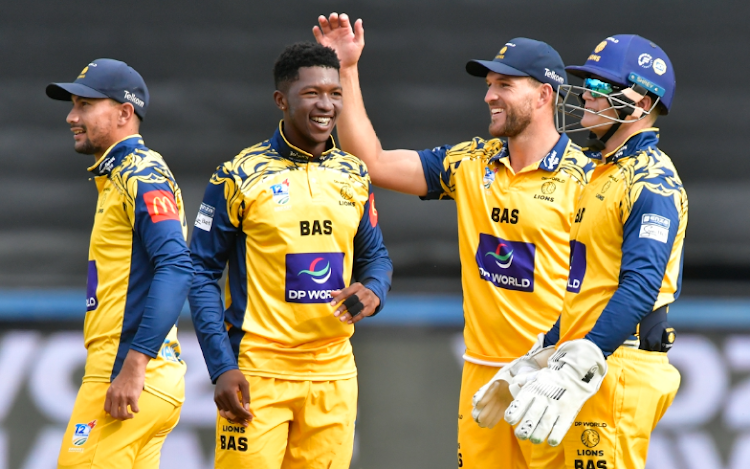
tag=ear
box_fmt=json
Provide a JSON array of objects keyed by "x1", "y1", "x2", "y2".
[
  {"x1": 537, "y1": 83, "x2": 555, "y2": 110},
  {"x1": 636, "y1": 94, "x2": 654, "y2": 113},
  {"x1": 118, "y1": 102, "x2": 136, "y2": 126},
  {"x1": 273, "y1": 90, "x2": 287, "y2": 111}
]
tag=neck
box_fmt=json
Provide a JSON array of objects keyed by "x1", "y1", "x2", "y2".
[
  {"x1": 599, "y1": 117, "x2": 654, "y2": 156},
  {"x1": 506, "y1": 120, "x2": 560, "y2": 173},
  {"x1": 282, "y1": 120, "x2": 326, "y2": 158},
  {"x1": 94, "y1": 128, "x2": 140, "y2": 162}
]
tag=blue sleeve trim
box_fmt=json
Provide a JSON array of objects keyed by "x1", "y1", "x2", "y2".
[
  {"x1": 129, "y1": 180, "x2": 193, "y2": 357},
  {"x1": 585, "y1": 189, "x2": 680, "y2": 356},
  {"x1": 352, "y1": 188, "x2": 393, "y2": 315},
  {"x1": 187, "y1": 176, "x2": 243, "y2": 381},
  {"x1": 417, "y1": 145, "x2": 451, "y2": 200},
  {"x1": 543, "y1": 317, "x2": 561, "y2": 347}
]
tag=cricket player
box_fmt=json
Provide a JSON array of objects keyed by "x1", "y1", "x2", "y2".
[
  {"x1": 47, "y1": 59, "x2": 193, "y2": 468},
  {"x1": 188, "y1": 42, "x2": 393, "y2": 469},
  {"x1": 314, "y1": 13, "x2": 593, "y2": 469},
  {"x1": 477, "y1": 35, "x2": 686, "y2": 469}
]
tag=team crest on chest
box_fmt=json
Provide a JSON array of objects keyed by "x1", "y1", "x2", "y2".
[{"x1": 482, "y1": 166, "x2": 496, "y2": 189}]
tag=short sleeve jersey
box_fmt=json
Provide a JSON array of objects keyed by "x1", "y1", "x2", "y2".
[
  {"x1": 85, "y1": 135, "x2": 191, "y2": 406},
  {"x1": 418, "y1": 134, "x2": 594, "y2": 363},
  {"x1": 189, "y1": 123, "x2": 392, "y2": 382},
  {"x1": 559, "y1": 129, "x2": 688, "y2": 353}
]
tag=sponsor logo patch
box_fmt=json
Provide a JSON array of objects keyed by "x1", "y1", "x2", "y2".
[
  {"x1": 72, "y1": 420, "x2": 97, "y2": 446},
  {"x1": 194, "y1": 203, "x2": 215, "y2": 232},
  {"x1": 653, "y1": 58, "x2": 667, "y2": 75},
  {"x1": 638, "y1": 53, "x2": 653, "y2": 68},
  {"x1": 285, "y1": 253, "x2": 345, "y2": 303},
  {"x1": 639, "y1": 213, "x2": 670, "y2": 243},
  {"x1": 271, "y1": 178, "x2": 290, "y2": 205},
  {"x1": 143, "y1": 190, "x2": 180, "y2": 223},
  {"x1": 567, "y1": 241, "x2": 587, "y2": 293},
  {"x1": 86, "y1": 260, "x2": 98, "y2": 311},
  {"x1": 123, "y1": 90, "x2": 145, "y2": 108},
  {"x1": 368, "y1": 193, "x2": 378, "y2": 227},
  {"x1": 475, "y1": 234, "x2": 535, "y2": 292}
]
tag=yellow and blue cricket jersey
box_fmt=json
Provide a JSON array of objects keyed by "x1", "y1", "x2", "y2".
[
  {"x1": 188, "y1": 122, "x2": 392, "y2": 382},
  {"x1": 550, "y1": 128, "x2": 688, "y2": 355},
  {"x1": 418, "y1": 134, "x2": 594, "y2": 363},
  {"x1": 84, "y1": 135, "x2": 192, "y2": 405}
]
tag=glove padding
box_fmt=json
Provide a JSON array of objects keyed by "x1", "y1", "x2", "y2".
[
  {"x1": 471, "y1": 333, "x2": 555, "y2": 428},
  {"x1": 504, "y1": 339, "x2": 607, "y2": 446}
]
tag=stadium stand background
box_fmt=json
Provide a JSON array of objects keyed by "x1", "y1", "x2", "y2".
[{"x1": 0, "y1": 1, "x2": 748, "y2": 468}]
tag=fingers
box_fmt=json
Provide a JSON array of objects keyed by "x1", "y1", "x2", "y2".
[
  {"x1": 331, "y1": 285, "x2": 379, "y2": 324},
  {"x1": 104, "y1": 388, "x2": 136, "y2": 420},
  {"x1": 353, "y1": 18, "x2": 365, "y2": 45}
]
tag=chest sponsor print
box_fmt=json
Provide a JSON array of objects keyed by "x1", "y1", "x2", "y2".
[
  {"x1": 475, "y1": 233, "x2": 535, "y2": 292},
  {"x1": 567, "y1": 240, "x2": 587, "y2": 293},
  {"x1": 285, "y1": 253, "x2": 345, "y2": 303}
]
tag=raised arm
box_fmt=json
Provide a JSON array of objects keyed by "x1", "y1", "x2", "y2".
[{"x1": 314, "y1": 13, "x2": 428, "y2": 196}]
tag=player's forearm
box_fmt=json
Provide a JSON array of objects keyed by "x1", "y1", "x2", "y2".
[
  {"x1": 337, "y1": 66, "x2": 386, "y2": 174},
  {"x1": 130, "y1": 259, "x2": 192, "y2": 357},
  {"x1": 188, "y1": 273, "x2": 240, "y2": 382}
]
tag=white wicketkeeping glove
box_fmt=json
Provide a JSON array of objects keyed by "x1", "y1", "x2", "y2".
[
  {"x1": 504, "y1": 339, "x2": 607, "y2": 446},
  {"x1": 471, "y1": 333, "x2": 555, "y2": 429}
]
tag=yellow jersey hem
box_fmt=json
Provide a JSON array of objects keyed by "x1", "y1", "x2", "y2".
[{"x1": 82, "y1": 376, "x2": 184, "y2": 406}]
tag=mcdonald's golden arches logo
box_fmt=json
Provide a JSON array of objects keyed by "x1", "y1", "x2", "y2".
[{"x1": 143, "y1": 190, "x2": 180, "y2": 223}]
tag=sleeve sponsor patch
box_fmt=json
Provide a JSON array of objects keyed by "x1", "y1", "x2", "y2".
[
  {"x1": 368, "y1": 193, "x2": 378, "y2": 227},
  {"x1": 639, "y1": 213, "x2": 670, "y2": 243},
  {"x1": 194, "y1": 203, "x2": 215, "y2": 232},
  {"x1": 143, "y1": 190, "x2": 180, "y2": 223}
]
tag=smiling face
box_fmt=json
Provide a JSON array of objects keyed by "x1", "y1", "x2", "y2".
[
  {"x1": 275, "y1": 66, "x2": 342, "y2": 157},
  {"x1": 66, "y1": 96, "x2": 129, "y2": 157},
  {"x1": 484, "y1": 72, "x2": 542, "y2": 138}
]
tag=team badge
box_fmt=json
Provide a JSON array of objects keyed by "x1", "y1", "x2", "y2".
[
  {"x1": 482, "y1": 167, "x2": 496, "y2": 189},
  {"x1": 271, "y1": 178, "x2": 290, "y2": 205},
  {"x1": 72, "y1": 420, "x2": 97, "y2": 446},
  {"x1": 581, "y1": 428, "x2": 600, "y2": 448}
]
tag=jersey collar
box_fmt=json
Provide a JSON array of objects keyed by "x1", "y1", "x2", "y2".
[
  {"x1": 87, "y1": 134, "x2": 146, "y2": 177},
  {"x1": 585, "y1": 128, "x2": 660, "y2": 164},
  {"x1": 270, "y1": 120, "x2": 337, "y2": 163},
  {"x1": 489, "y1": 133, "x2": 570, "y2": 173}
]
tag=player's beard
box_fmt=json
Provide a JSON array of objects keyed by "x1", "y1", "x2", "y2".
[
  {"x1": 72, "y1": 126, "x2": 104, "y2": 155},
  {"x1": 492, "y1": 98, "x2": 534, "y2": 138}
]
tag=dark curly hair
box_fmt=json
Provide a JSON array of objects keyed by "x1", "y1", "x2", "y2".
[{"x1": 273, "y1": 42, "x2": 340, "y2": 91}]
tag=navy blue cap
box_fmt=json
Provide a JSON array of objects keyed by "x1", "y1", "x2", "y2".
[
  {"x1": 46, "y1": 59, "x2": 149, "y2": 120},
  {"x1": 466, "y1": 38, "x2": 567, "y2": 90},
  {"x1": 566, "y1": 35, "x2": 675, "y2": 114}
]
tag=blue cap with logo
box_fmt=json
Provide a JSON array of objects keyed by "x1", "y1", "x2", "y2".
[
  {"x1": 466, "y1": 37, "x2": 567, "y2": 90},
  {"x1": 46, "y1": 58, "x2": 149, "y2": 120},
  {"x1": 566, "y1": 35, "x2": 675, "y2": 114}
]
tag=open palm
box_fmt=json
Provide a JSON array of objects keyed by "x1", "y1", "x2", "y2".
[{"x1": 313, "y1": 13, "x2": 365, "y2": 68}]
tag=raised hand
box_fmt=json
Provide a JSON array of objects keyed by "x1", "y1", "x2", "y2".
[{"x1": 313, "y1": 12, "x2": 365, "y2": 69}]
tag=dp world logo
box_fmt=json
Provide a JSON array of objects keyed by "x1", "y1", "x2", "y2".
[
  {"x1": 475, "y1": 234, "x2": 535, "y2": 292},
  {"x1": 485, "y1": 243, "x2": 513, "y2": 268},
  {"x1": 286, "y1": 253, "x2": 345, "y2": 303},
  {"x1": 298, "y1": 257, "x2": 332, "y2": 284}
]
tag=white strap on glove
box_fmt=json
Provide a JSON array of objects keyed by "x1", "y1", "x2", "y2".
[
  {"x1": 504, "y1": 339, "x2": 607, "y2": 446},
  {"x1": 471, "y1": 333, "x2": 555, "y2": 428}
]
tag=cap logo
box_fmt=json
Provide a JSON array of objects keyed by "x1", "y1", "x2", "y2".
[
  {"x1": 638, "y1": 53, "x2": 653, "y2": 69},
  {"x1": 123, "y1": 90, "x2": 145, "y2": 108},
  {"x1": 78, "y1": 67, "x2": 89, "y2": 79},
  {"x1": 594, "y1": 41, "x2": 608, "y2": 53},
  {"x1": 544, "y1": 68, "x2": 564, "y2": 84},
  {"x1": 653, "y1": 58, "x2": 667, "y2": 76}
]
